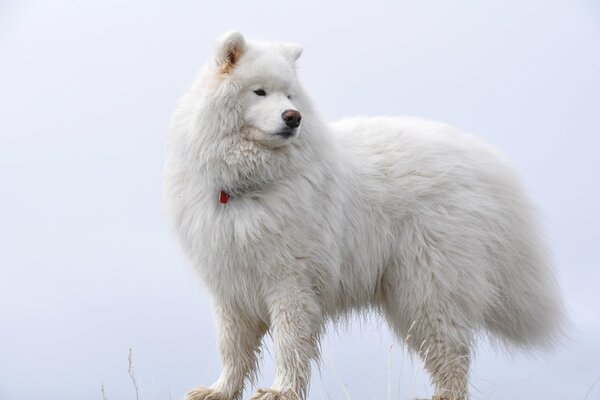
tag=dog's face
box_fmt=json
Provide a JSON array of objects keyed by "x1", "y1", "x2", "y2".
[{"x1": 213, "y1": 32, "x2": 303, "y2": 148}]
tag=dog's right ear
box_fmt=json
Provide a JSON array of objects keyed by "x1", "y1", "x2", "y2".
[{"x1": 215, "y1": 31, "x2": 246, "y2": 73}]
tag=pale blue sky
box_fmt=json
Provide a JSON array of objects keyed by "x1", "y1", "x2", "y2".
[{"x1": 1, "y1": 1, "x2": 599, "y2": 399}]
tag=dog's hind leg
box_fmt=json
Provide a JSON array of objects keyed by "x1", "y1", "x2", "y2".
[
  {"x1": 384, "y1": 301, "x2": 471, "y2": 399},
  {"x1": 380, "y1": 269, "x2": 472, "y2": 400},
  {"x1": 383, "y1": 301, "x2": 471, "y2": 400},
  {"x1": 408, "y1": 307, "x2": 472, "y2": 400}
]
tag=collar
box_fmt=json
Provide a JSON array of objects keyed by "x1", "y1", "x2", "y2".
[
  {"x1": 219, "y1": 190, "x2": 230, "y2": 204},
  {"x1": 218, "y1": 180, "x2": 269, "y2": 204}
]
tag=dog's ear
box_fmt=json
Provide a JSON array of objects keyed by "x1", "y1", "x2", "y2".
[
  {"x1": 215, "y1": 31, "x2": 246, "y2": 72},
  {"x1": 281, "y1": 44, "x2": 303, "y2": 63}
]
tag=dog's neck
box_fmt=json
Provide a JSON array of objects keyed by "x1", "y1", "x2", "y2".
[
  {"x1": 220, "y1": 178, "x2": 272, "y2": 198},
  {"x1": 212, "y1": 135, "x2": 298, "y2": 199}
]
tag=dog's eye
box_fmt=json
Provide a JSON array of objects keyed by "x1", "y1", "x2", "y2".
[
  {"x1": 287, "y1": 95, "x2": 292, "y2": 100},
  {"x1": 253, "y1": 89, "x2": 267, "y2": 96}
]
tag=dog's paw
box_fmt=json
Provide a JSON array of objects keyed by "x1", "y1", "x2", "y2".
[
  {"x1": 185, "y1": 386, "x2": 230, "y2": 400},
  {"x1": 250, "y1": 388, "x2": 300, "y2": 400}
]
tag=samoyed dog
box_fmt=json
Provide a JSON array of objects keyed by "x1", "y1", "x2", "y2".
[{"x1": 163, "y1": 32, "x2": 565, "y2": 400}]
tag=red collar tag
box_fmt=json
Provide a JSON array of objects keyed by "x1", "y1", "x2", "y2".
[{"x1": 219, "y1": 190, "x2": 230, "y2": 204}]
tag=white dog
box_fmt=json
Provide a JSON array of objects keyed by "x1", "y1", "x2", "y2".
[{"x1": 163, "y1": 32, "x2": 565, "y2": 400}]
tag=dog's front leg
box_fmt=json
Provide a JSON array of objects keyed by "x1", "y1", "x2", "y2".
[
  {"x1": 251, "y1": 287, "x2": 322, "y2": 400},
  {"x1": 187, "y1": 302, "x2": 267, "y2": 400}
]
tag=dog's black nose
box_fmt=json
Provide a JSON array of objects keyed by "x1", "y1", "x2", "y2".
[{"x1": 282, "y1": 110, "x2": 302, "y2": 128}]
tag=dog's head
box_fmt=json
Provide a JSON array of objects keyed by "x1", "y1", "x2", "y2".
[{"x1": 211, "y1": 31, "x2": 304, "y2": 148}]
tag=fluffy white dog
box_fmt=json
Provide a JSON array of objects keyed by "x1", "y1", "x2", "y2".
[{"x1": 163, "y1": 32, "x2": 565, "y2": 400}]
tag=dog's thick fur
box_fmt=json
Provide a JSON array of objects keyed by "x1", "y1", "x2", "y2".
[{"x1": 163, "y1": 32, "x2": 565, "y2": 400}]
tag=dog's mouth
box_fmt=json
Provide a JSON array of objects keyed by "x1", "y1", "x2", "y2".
[
  {"x1": 275, "y1": 129, "x2": 297, "y2": 139},
  {"x1": 241, "y1": 125, "x2": 298, "y2": 148}
]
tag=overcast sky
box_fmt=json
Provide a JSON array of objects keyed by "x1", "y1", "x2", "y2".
[{"x1": 1, "y1": 1, "x2": 599, "y2": 399}]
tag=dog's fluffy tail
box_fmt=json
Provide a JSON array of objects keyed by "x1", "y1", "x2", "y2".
[{"x1": 484, "y1": 201, "x2": 567, "y2": 351}]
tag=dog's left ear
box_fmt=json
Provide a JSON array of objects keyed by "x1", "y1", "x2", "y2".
[
  {"x1": 281, "y1": 44, "x2": 303, "y2": 63},
  {"x1": 215, "y1": 31, "x2": 246, "y2": 72}
]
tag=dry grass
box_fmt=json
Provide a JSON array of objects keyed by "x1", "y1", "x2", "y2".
[{"x1": 128, "y1": 347, "x2": 141, "y2": 400}]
